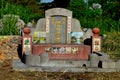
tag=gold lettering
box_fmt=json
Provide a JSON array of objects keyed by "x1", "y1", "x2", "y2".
[
  {"x1": 56, "y1": 35, "x2": 60, "y2": 37},
  {"x1": 56, "y1": 21, "x2": 61, "y2": 27},
  {"x1": 55, "y1": 21, "x2": 62, "y2": 43},
  {"x1": 52, "y1": 17, "x2": 54, "y2": 24},
  {"x1": 56, "y1": 38, "x2": 60, "y2": 40},
  {"x1": 56, "y1": 28, "x2": 60, "y2": 30},
  {"x1": 56, "y1": 31, "x2": 60, "y2": 33},
  {"x1": 62, "y1": 17, "x2": 66, "y2": 24}
]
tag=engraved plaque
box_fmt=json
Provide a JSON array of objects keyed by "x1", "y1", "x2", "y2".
[{"x1": 49, "y1": 16, "x2": 67, "y2": 43}]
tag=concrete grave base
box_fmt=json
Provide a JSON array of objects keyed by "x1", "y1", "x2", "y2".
[
  {"x1": 13, "y1": 52, "x2": 120, "y2": 72},
  {"x1": 116, "y1": 60, "x2": 120, "y2": 69},
  {"x1": 13, "y1": 59, "x2": 120, "y2": 72},
  {"x1": 25, "y1": 54, "x2": 41, "y2": 66},
  {"x1": 102, "y1": 60, "x2": 116, "y2": 69}
]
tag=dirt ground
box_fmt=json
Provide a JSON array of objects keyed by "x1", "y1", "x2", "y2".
[{"x1": 0, "y1": 59, "x2": 120, "y2": 80}]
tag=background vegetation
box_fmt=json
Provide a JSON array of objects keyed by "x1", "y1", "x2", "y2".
[{"x1": 0, "y1": 0, "x2": 120, "y2": 58}]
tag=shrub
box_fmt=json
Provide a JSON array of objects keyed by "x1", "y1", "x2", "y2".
[
  {"x1": 0, "y1": 15, "x2": 19, "y2": 35},
  {"x1": 0, "y1": 2, "x2": 43, "y2": 35},
  {"x1": 0, "y1": 2, "x2": 43, "y2": 23},
  {"x1": 102, "y1": 32, "x2": 120, "y2": 60}
]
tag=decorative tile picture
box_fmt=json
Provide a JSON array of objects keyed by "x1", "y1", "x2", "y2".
[
  {"x1": 23, "y1": 45, "x2": 31, "y2": 52},
  {"x1": 72, "y1": 47, "x2": 78, "y2": 54},
  {"x1": 66, "y1": 47, "x2": 72, "y2": 53},
  {"x1": 24, "y1": 38, "x2": 30, "y2": 45},
  {"x1": 92, "y1": 37, "x2": 101, "y2": 52},
  {"x1": 45, "y1": 47, "x2": 78, "y2": 54},
  {"x1": 71, "y1": 32, "x2": 83, "y2": 44},
  {"x1": 33, "y1": 32, "x2": 46, "y2": 44},
  {"x1": 23, "y1": 38, "x2": 31, "y2": 53}
]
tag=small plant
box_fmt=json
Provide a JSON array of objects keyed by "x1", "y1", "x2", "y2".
[{"x1": 0, "y1": 14, "x2": 20, "y2": 35}]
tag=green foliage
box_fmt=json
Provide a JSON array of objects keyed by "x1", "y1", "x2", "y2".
[
  {"x1": 6, "y1": 0, "x2": 44, "y2": 15},
  {"x1": 0, "y1": 15, "x2": 19, "y2": 35},
  {"x1": 68, "y1": 0, "x2": 87, "y2": 18},
  {"x1": 0, "y1": 1, "x2": 43, "y2": 23},
  {"x1": 102, "y1": 32, "x2": 120, "y2": 60},
  {"x1": 103, "y1": 1, "x2": 120, "y2": 20},
  {"x1": 80, "y1": 17, "x2": 120, "y2": 34},
  {"x1": 0, "y1": 1, "x2": 43, "y2": 35},
  {"x1": 67, "y1": 0, "x2": 120, "y2": 34}
]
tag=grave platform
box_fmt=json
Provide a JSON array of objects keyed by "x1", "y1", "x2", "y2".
[{"x1": 13, "y1": 59, "x2": 120, "y2": 72}]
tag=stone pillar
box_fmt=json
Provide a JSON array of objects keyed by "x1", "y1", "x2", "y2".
[
  {"x1": 25, "y1": 54, "x2": 40, "y2": 66},
  {"x1": 92, "y1": 28, "x2": 102, "y2": 53},
  {"x1": 22, "y1": 27, "x2": 32, "y2": 55},
  {"x1": 90, "y1": 53, "x2": 99, "y2": 67},
  {"x1": 40, "y1": 53, "x2": 49, "y2": 65}
]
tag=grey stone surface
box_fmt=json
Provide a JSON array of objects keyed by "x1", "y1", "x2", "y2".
[
  {"x1": 40, "y1": 60, "x2": 90, "y2": 68},
  {"x1": 45, "y1": 8, "x2": 72, "y2": 44},
  {"x1": 40, "y1": 53, "x2": 49, "y2": 65},
  {"x1": 13, "y1": 59, "x2": 118, "y2": 72},
  {"x1": 32, "y1": 8, "x2": 84, "y2": 44},
  {"x1": 71, "y1": 18, "x2": 82, "y2": 32},
  {"x1": 25, "y1": 54, "x2": 41, "y2": 66},
  {"x1": 13, "y1": 59, "x2": 42, "y2": 71},
  {"x1": 102, "y1": 60, "x2": 116, "y2": 69},
  {"x1": 13, "y1": 59, "x2": 28, "y2": 69},
  {"x1": 35, "y1": 18, "x2": 46, "y2": 31},
  {"x1": 116, "y1": 60, "x2": 120, "y2": 69},
  {"x1": 97, "y1": 52, "x2": 110, "y2": 61},
  {"x1": 45, "y1": 8, "x2": 72, "y2": 18},
  {"x1": 48, "y1": 16, "x2": 67, "y2": 43},
  {"x1": 71, "y1": 60, "x2": 90, "y2": 67},
  {"x1": 90, "y1": 53, "x2": 99, "y2": 67},
  {"x1": 83, "y1": 28, "x2": 93, "y2": 40}
]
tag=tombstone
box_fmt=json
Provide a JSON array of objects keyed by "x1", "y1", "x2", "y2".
[
  {"x1": 21, "y1": 8, "x2": 91, "y2": 70},
  {"x1": 35, "y1": 8, "x2": 83, "y2": 44},
  {"x1": 28, "y1": 8, "x2": 91, "y2": 60}
]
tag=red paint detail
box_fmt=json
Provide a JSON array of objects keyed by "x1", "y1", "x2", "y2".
[
  {"x1": 92, "y1": 36, "x2": 102, "y2": 53},
  {"x1": 23, "y1": 27, "x2": 31, "y2": 36},
  {"x1": 93, "y1": 28, "x2": 100, "y2": 36},
  {"x1": 32, "y1": 44, "x2": 90, "y2": 60}
]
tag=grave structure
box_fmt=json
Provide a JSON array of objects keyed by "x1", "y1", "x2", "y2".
[
  {"x1": 13, "y1": 8, "x2": 120, "y2": 72},
  {"x1": 23, "y1": 8, "x2": 91, "y2": 60}
]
